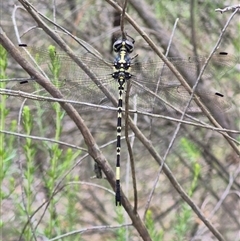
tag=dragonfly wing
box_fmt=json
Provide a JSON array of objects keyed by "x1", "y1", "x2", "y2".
[{"x1": 128, "y1": 53, "x2": 234, "y2": 114}]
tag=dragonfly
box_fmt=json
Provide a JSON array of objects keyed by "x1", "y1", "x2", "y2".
[{"x1": 1, "y1": 38, "x2": 237, "y2": 206}]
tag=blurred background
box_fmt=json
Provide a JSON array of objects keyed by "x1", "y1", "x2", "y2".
[{"x1": 0, "y1": 0, "x2": 239, "y2": 240}]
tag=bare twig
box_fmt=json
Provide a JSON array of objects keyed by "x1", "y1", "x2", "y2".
[
  {"x1": 1, "y1": 3, "x2": 154, "y2": 240},
  {"x1": 120, "y1": 0, "x2": 128, "y2": 38},
  {"x1": 215, "y1": 4, "x2": 240, "y2": 13},
  {"x1": 106, "y1": 0, "x2": 240, "y2": 155},
  {"x1": 125, "y1": 81, "x2": 138, "y2": 213},
  {"x1": 144, "y1": 17, "x2": 179, "y2": 219},
  {"x1": 0, "y1": 129, "x2": 87, "y2": 151}
]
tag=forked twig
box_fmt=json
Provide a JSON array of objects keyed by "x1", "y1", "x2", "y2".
[
  {"x1": 1, "y1": 2, "x2": 154, "y2": 241},
  {"x1": 215, "y1": 4, "x2": 240, "y2": 13},
  {"x1": 105, "y1": 0, "x2": 239, "y2": 155}
]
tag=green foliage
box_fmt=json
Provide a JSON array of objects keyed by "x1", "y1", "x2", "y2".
[
  {"x1": 1, "y1": 1, "x2": 239, "y2": 240},
  {"x1": 145, "y1": 210, "x2": 164, "y2": 241},
  {"x1": 0, "y1": 43, "x2": 83, "y2": 241},
  {"x1": 22, "y1": 106, "x2": 36, "y2": 240},
  {"x1": 179, "y1": 137, "x2": 200, "y2": 161},
  {"x1": 174, "y1": 167, "x2": 201, "y2": 240},
  {"x1": 114, "y1": 207, "x2": 126, "y2": 241},
  {"x1": 173, "y1": 137, "x2": 201, "y2": 240},
  {"x1": 0, "y1": 44, "x2": 11, "y2": 209},
  {"x1": 107, "y1": 207, "x2": 126, "y2": 241},
  {"x1": 0, "y1": 47, "x2": 20, "y2": 241},
  {"x1": 0, "y1": 45, "x2": 7, "y2": 219},
  {"x1": 0, "y1": 46, "x2": 7, "y2": 75},
  {"x1": 0, "y1": 44, "x2": 8, "y2": 130}
]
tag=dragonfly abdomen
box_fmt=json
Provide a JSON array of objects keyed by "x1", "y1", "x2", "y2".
[{"x1": 112, "y1": 38, "x2": 134, "y2": 206}]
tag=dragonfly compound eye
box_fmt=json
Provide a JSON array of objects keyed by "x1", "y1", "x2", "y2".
[
  {"x1": 124, "y1": 39, "x2": 134, "y2": 53},
  {"x1": 113, "y1": 39, "x2": 124, "y2": 52},
  {"x1": 113, "y1": 39, "x2": 134, "y2": 53}
]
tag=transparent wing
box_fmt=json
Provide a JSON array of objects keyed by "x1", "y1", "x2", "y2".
[
  {"x1": 126, "y1": 52, "x2": 237, "y2": 113},
  {"x1": 8, "y1": 46, "x2": 115, "y2": 108},
  {"x1": 6, "y1": 46, "x2": 236, "y2": 114}
]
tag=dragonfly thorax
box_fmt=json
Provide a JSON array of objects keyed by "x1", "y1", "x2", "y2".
[
  {"x1": 112, "y1": 39, "x2": 133, "y2": 82},
  {"x1": 113, "y1": 60, "x2": 131, "y2": 69}
]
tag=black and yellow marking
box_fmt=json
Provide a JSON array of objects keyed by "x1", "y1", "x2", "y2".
[{"x1": 112, "y1": 39, "x2": 134, "y2": 206}]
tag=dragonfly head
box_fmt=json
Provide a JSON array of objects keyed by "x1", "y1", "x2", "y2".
[{"x1": 113, "y1": 38, "x2": 134, "y2": 53}]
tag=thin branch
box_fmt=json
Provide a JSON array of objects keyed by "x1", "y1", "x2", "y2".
[
  {"x1": 120, "y1": 0, "x2": 128, "y2": 38},
  {"x1": 0, "y1": 129, "x2": 87, "y2": 151},
  {"x1": 0, "y1": 88, "x2": 239, "y2": 137},
  {"x1": 50, "y1": 223, "x2": 132, "y2": 241},
  {"x1": 1, "y1": 2, "x2": 154, "y2": 240},
  {"x1": 106, "y1": 0, "x2": 240, "y2": 155},
  {"x1": 215, "y1": 4, "x2": 240, "y2": 13},
  {"x1": 144, "y1": 17, "x2": 180, "y2": 219},
  {"x1": 125, "y1": 81, "x2": 138, "y2": 213}
]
